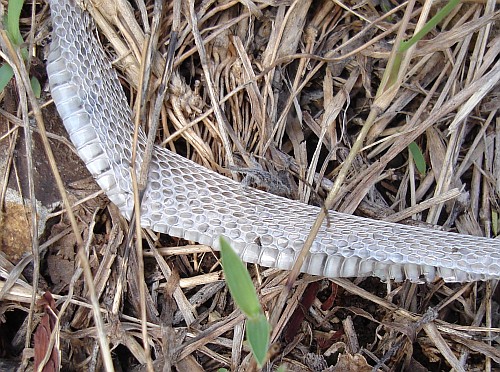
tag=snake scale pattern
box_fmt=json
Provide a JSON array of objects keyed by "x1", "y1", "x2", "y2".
[{"x1": 47, "y1": 0, "x2": 500, "y2": 282}]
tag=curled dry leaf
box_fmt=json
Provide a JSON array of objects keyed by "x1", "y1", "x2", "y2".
[{"x1": 34, "y1": 292, "x2": 60, "y2": 372}]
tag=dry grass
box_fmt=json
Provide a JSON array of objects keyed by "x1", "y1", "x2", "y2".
[{"x1": 0, "y1": 0, "x2": 499, "y2": 370}]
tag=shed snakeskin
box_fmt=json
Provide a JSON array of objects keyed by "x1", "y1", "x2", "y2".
[{"x1": 46, "y1": 0, "x2": 500, "y2": 282}]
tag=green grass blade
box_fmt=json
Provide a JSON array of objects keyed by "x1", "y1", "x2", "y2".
[
  {"x1": 246, "y1": 314, "x2": 270, "y2": 367},
  {"x1": 379, "y1": 0, "x2": 394, "y2": 17},
  {"x1": 6, "y1": 0, "x2": 25, "y2": 46},
  {"x1": 220, "y1": 237, "x2": 271, "y2": 366},
  {"x1": 0, "y1": 64, "x2": 14, "y2": 92},
  {"x1": 493, "y1": 210, "x2": 498, "y2": 237},
  {"x1": 408, "y1": 141, "x2": 426, "y2": 176},
  {"x1": 387, "y1": 0, "x2": 461, "y2": 89},
  {"x1": 30, "y1": 76, "x2": 41, "y2": 98},
  {"x1": 219, "y1": 236, "x2": 261, "y2": 318},
  {"x1": 400, "y1": 0, "x2": 461, "y2": 52}
]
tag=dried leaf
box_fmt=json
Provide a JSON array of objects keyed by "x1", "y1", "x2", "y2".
[{"x1": 34, "y1": 292, "x2": 60, "y2": 372}]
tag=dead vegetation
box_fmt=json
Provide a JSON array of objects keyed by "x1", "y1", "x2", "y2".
[{"x1": 0, "y1": 0, "x2": 499, "y2": 370}]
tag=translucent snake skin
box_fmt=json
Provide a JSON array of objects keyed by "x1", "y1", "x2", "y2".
[{"x1": 47, "y1": 0, "x2": 500, "y2": 282}]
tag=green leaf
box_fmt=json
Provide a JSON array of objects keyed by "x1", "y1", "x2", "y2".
[
  {"x1": 6, "y1": 0, "x2": 25, "y2": 47},
  {"x1": 408, "y1": 141, "x2": 426, "y2": 176},
  {"x1": 220, "y1": 237, "x2": 271, "y2": 366},
  {"x1": 20, "y1": 46, "x2": 29, "y2": 61},
  {"x1": 30, "y1": 76, "x2": 41, "y2": 98},
  {"x1": 492, "y1": 210, "x2": 498, "y2": 237},
  {"x1": 399, "y1": 0, "x2": 461, "y2": 53},
  {"x1": 246, "y1": 314, "x2": 270, "y2": 367},
  {"x1": 387, "y1": 0, "x2": 461, "y2": 89},
  {"x1": 217, "y1": 369, "x2": 229, "y2": 372},
  {"x1": 379, "y1": 0, "x2": 393, "y2": 14},
  {"x1": 0, "y1": 64, "x2": 15, "y2": 92},
  {"x1": 219, "y1": 236, "x2": 261, "y2": 318}
]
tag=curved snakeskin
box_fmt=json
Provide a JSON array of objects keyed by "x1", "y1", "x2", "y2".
[{"x1": 46, "y1": 0, "x2": 500, "y2": 282}]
